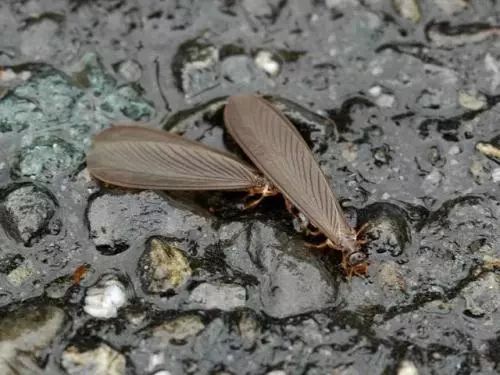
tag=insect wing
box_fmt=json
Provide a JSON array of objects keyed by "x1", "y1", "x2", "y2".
[
  {"x1": 86, "y1": 125, "x2": 262, "y2": 190},
  {"x1": 224, "y1": 95, "x2": 351, "y2": 242}
]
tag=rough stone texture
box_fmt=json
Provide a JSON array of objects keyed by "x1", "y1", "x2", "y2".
[
  {"x1": 0, "y1": 0, "x2": 499, "y2": 374},
  {"x1": 188, "y1": 282, "x2": 246, "y2": 311},
  {"x1": 0, "y1": 183, "x2": 57, "y2": 245},
  {"x1": 0, "y1": 305, "x2": 65, "y2": 374},
  {"x1": 139, "y1": 238, "x2": 192, "y2": 294},
  {"x1": 62, "y1": 343, "x2": 126, "y2": 375}
]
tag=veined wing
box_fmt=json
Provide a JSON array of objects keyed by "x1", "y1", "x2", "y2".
[
  {"x1": 86, "y1": 125, "x2": 263, "y2": 190},
  {"x1": 224, "y1": 95, "x2": 352, "y2": 242}
]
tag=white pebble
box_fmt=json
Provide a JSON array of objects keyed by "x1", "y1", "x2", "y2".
[
  {"x1": 254, "y1": 51, "x2": 280, "y2": 76},
  {"x1": 189, "y1": 283, "x2": 246, "y2": 311},
  {"x1": 325, "y1": 0, "x2": 359, "y2": 8},
  {"x1": 368, "y1": 85, "x2": 382, "y2": 96},
  {"x1": 448, "y1": 145, "x2": 460, "y2": 155},
  {"x1": 492, "y1": 168, "x2": 500, "y2": 183},
  {"x1": 398, "y1": 360, "x2": 419, "y2": 375},
  {"x1": 0, "y1": 69, "x2": 17, "y2": 81},
  {"x1": 117, "y1": 59, "x2": 142, "y2": 82},
  {"x1": 376, "y1": 93, "x2": 395, "y2": 108},
  {"x1": 84, "y1": 276, "x2": 127, "y2": 319}
]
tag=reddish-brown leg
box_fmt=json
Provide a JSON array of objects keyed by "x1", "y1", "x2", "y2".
[
  {"x1": 305, "y1": 225, "x2": 322, "y2": 237},
  {"x1": 243, "y1": 184, "x2": 278, "y2": 210},
  {"x1": 305, "y1": 238, "x2": 336, "y2": 250},
  {"x1": 356, "y1": 222, "x2": 372, "y2": 238}
]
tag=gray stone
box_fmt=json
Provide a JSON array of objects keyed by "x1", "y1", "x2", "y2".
[
  {"x1": 171, "y1": 37, "x2": 219, "y2": 98},
  {"x1": 12, "y1": 136, "x2": 84, "y2": 182},
  {"x1": 115, "y1": 59, "x2": 142, "y2": 82},
  {"x1": 62, "y1": 343, "x2": 126, "y2": 375},
  {"x1": 393, "y1": 0, "x2": 421, "y2": 23},
  {"x1": 1, "y1": 184, "x2": 57, "y2": 245},
  {"x1": 461, "y1": 272, "x2": 500, "y2": 318},
  {"x1": 86, "y1": 190, "x2": 215, "y2": 255},
  {"x1": 0, "y1": 305, "x2": 65, "y2": 375},
  {"x1": 221, "y1": 55, "x2": 257, "y2": 84},
  {"x1": 188, "y1": 282, "x2": 246, "y2": 311},
  {"x1": 153, "y1": 314, "x2": 205, "y2": 341}
]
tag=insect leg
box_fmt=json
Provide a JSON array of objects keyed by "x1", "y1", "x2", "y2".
[
  {"x1": 356, "y1": 221, "x2": 372, "y2": 238},
  {"x1": 243, "y1": 184, "x2": 279, "y2": 209},
  {"x1": 243, "y1": 194, "x2": 266, "y2": 209},
  {"x1": 306, "y1": 225, "x2": 322, "y2": 237},
  {"x1": 304, "y1": 238, "x2": 336, "y2": 250}
]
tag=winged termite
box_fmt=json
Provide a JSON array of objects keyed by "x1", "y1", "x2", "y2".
[
  {"x1": 224, "y1": 95, "x2": 368, "y2": 276},
  {"x1": 86, "y1": 125, "x2": 277, "y2": 208}
]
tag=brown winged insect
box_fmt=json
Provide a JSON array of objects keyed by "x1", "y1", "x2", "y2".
[
  {"x1": 86, "y1": 125, "x2": 277, "y2": 208},
  {"x1": 224, "y1": 95, "x2": 368, "y2": 276}
]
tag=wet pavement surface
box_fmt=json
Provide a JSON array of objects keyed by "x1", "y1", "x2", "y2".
[{"x1": 0, "y1": 0, "x2": 499, "y2": 374}]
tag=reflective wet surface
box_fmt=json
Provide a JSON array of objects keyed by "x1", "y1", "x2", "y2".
[{"x1": 0, "y1": 1, "x2": 499, "y2": 374}]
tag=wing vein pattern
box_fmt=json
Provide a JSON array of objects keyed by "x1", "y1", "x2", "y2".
[
  {"x1": 224, "y1": 95, "x2": 351, "y2": 242},
  {"x1": 86, "y1": 125, "x2": 262, "y2": 190}
]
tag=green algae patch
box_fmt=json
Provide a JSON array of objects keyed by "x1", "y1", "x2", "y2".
[{"x1": 0, "y1": 53, "x2": 155, "y2": 183}]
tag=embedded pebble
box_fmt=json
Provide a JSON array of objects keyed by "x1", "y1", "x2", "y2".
[
  {"x1": 368, "y1": 85, "x2": 382, "y2": 96},
  {"x1": 254, "y1": 50, "x2": 281, "y2": 76},
  {"x1": 359, "y1": 202, "x2": 411, "y2": 258},
  {"x1": 460, "y1": 272, "x2": 499, "y2": 318},
  {"x1": 341, "y1": 142, "x2": 358, "y2": 162},
  {"x1": 458, "y1": 90, "x2": 486, "y2": 110},
  {"x1": 86, "y1": 190, "x2": 214, "y2": 255},
  {"x1": 448, "y1": 145, "x2": 461, "y2": 155},
  {"x1": 492, "y1": 168, "x2": 500, "y2": 183},
  {"x1": 171, "y1": 37, "x2": 219, "y2": 97},
  {"x1": 20, "y1": 18, "x2": 60, "y2": 61},
  {"x1": 221, "y1": 55, "x2": 257, "y2": 84},
  {"x1": 12, "y1": 136, "x2": 84, "y2": 182},
  {"x1": 476, "y1": 142, "x2": 500, "y2": 161},
  {"x1": 139, "y1": 238, "x2": 192, "y2": 294},
  {"x1": 393, "y1": 0, "x2": 421, "y2": 23},
  {"x1": 83, "y1": 275, "x2": 128, "y2": 319},
  {"x1": 375, "y1": 93, "x2": 395, "y2": 108},
  {"x1": 415, "y1": 195, "x2": 498, "y2": 292},
  {"x1": 469, "y1": 158, "x2": 490, "y2": 184},
  {"x1": 258, "y1": 251, "x2": 336, "y2": 318},
  {"x1": 0, "y1": 184, "x2": 57, "y2": 245},
  {"x1": 433, "y1": 0, "x2": 468, "y2": 15},
  {"x1": 368, "y1": 85, "x2": 396, "y2": 108},
  {"x1": 427, "y1": 22, "x2": 500, "y2": 47},
  {"x1": 237, "y1": 312, "x2": 260, "y2": 348},
  {"x1": 421, "y1": 168, "x2": 442, "y2": 194},
  {"x1": 222, "y1": 222, "x2": 337, "y2": 318},
  {"x1": 7, "y1": 260, "x2": 35, "y2": 287},
  {"x1": 61, "y1": 343, "x2": 126, "y2": 375},
  {"x1": 398, "y1": 360, "x2": 419, "y2": 375},
  {"x1": 242, "y1": 0, "x2": 281, "y2": 20},
  {"x1": 325, "y1": 0, "x2": 359, "y2": 8},
  {"x1": 188, "y1": 283, "x2": 246, "y2": 311},
  {"x1": 377, "y1": 261, "x2": 407, "y2": 297},
  {"x1": 0, "y1": 305, "x2": 65, "y2": 374},
  {"x1": 114, "y1": 59, "x2": 142, "y2": 82},
  {"x1": 153, "y1": 314, "x2": 205, "y2": 341}
]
